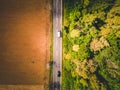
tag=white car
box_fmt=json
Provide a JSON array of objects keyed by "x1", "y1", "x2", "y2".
[{"x1": 57, "y1": 31, "x2": 61, "y2": 37}]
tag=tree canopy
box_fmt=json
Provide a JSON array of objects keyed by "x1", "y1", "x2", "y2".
[{"x1": 63, "y1": 0, "x2": 120, "y2": 90}]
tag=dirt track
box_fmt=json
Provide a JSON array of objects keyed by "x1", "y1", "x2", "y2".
[{"x1": 0, "y1": 0, "x2": 51, "y2": 89}]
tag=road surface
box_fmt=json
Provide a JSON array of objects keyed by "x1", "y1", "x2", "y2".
[{"x1": 53, "y1": 0, "x2": 62, "y2": 90}]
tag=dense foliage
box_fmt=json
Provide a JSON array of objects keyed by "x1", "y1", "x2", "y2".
[{"x1": 62, "y1": 0, "x2": 120, "y2": 90}]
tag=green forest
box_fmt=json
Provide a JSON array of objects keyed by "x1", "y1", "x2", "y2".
[{"x1": 62, "y1": 0, "x2": 120, "y2": 90}]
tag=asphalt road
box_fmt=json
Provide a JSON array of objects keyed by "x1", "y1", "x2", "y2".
[{"x1": 53, "y1": 0, "x2": 62, "y2": 90}]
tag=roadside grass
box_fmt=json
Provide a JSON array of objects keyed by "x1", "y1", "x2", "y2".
[
  {"x1": 49, "y1": 0, "x2": 53, "y2": 90},
  {"x1": 62, "y1": 0, "x2": 67, "y2": 90}
]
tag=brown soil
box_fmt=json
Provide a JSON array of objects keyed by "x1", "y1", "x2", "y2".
[
  {"x1": 0, "y1": 85, "x2": 44, "y2": 90},
  {"x1": 0, "y1": 0, "x2": 51, "y2": 89}
]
